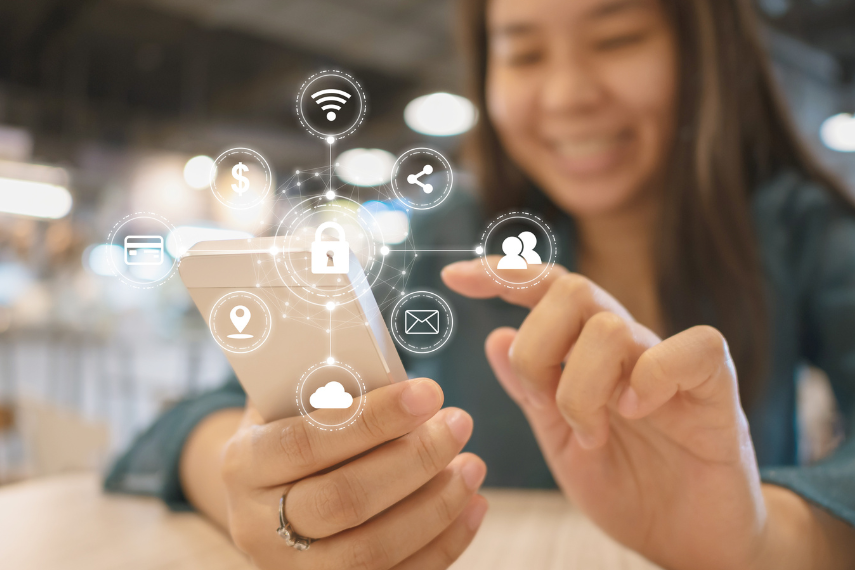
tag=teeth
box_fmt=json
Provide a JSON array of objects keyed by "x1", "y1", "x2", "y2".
[{"x1": 554, "y1": 136, "x2": 621, "y2": 158}]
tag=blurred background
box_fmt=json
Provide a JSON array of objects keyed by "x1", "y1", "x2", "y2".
[{"x1": 0, "y1": 0, "x2": 852, "y2": 484}]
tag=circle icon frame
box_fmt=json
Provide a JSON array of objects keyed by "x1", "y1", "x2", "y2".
[
  {"x1": 479, "y1": 211, "x2": 558, "y2": 290},
  {"x1": 296, "y1": 361, "x2": 367, "y2": 430},
  {"x1": 106, "y1": 211, "x2": 181, "y2": 289},
  {"x1": 210, "y1": 147, "x2": 273, "y2": 210},
  {"x1": 295, "y1": 70, "x2": 368, "y2": 141},
  {"x1": 274, "y1": 196, "x2": 386, "y2": 307},
  {"x1": 390, "y1": 148, "x2": 454, "y2": 211},
  {"x1": 389, "y1": 290, "x2": 455, "y2": 355},
  {"x1": 208, "y1": 290, "x2": 273, "y2": 354}
]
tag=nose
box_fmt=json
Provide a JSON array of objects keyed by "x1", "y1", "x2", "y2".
[{"x1": 540, "y1": 54, "x2": 603, "y2": 116}]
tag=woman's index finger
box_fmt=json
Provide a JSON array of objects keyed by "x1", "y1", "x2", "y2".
[{"x1": 441, "y1": 257, "x2": 570, "y2": 309}]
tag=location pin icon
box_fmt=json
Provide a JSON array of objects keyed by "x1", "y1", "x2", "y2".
[{"x1": 230, "y1": 305, "x2": 251, "y2": 333}]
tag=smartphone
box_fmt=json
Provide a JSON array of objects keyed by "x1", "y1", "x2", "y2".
[{"x1": 179, "y1": 236, "x2": 408, "y2": 422}]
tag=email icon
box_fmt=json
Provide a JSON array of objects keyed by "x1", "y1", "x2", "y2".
[{"x1": 405, "y1": 310, "x2": 440, "y2": 335}]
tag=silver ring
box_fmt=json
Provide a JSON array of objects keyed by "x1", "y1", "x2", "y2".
[{"x1": 276, "y1": 487, "x2": 315, "y2": 551}]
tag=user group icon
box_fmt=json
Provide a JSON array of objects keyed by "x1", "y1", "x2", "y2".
[{"x1": 480, "y1": 212, "x2": 557, "y2": 289}]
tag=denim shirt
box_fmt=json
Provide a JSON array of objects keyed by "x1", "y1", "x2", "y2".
[{"x1": 105, "y1": 171, "x2": 855, "y2": 527}]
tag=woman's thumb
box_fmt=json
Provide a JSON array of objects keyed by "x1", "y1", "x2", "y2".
[{"x1": 485, "y1": 327, "x2": 533, "y2": 408}]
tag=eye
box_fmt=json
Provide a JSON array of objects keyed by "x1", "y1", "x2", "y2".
[
  {"x1": 594, "y1": 31, "x2": 649, "y2": 51},
  {"x1": 506, "y1": 50, "x2": 543, "y2": 66}
]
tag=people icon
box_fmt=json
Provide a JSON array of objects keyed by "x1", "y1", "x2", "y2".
[
  {"x1": 497, "y1": 231, "x2": 542, "y2": 270},
  {"x1": 518, "y1": 231, "x2": 542, "y2": 265}
]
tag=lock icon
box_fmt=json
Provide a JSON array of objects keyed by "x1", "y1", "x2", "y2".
[{"x1": 311, "y1": 222, "x2": 350, "y2": 275}]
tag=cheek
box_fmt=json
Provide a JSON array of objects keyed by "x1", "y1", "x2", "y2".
[
  {"x1": 486, "y1": 67, "x2": 537, "y2": 139},
  {"x1": 608, "y1": 41, "x2": 678, "y2": 157}
]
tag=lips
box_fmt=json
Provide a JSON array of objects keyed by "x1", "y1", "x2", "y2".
[{"x1": 547, "y1": 130, "x2": 633, "y2": 175}]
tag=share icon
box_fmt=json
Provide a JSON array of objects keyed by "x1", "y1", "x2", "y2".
[{"x1": 407, "y1": 165, "x2": 434, "y2": 194}]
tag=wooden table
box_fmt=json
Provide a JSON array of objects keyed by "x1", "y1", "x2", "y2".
[{"x1": 0, "y1": 473, "x2": 660, "y2": 570}]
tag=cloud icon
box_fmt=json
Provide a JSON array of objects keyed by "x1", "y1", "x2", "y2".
[{"x1": 309, "y1": 381, "x2": 354, "y2": 409}]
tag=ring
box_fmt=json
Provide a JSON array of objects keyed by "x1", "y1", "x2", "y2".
[{"x1": 276, "y1": 487, "x2": 315, "y2": 551}]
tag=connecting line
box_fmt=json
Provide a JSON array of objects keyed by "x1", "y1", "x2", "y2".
[
  {"x1": 329, "y1": 309, "x2": 332, "y2": 360},
  {"x1": 387, "y1": 249, "x2": 480, "y2": 253}
]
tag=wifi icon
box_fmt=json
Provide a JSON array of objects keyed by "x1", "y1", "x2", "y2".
[{"x1": 311, "y1": 89, "x2": 352, "y2": 122}]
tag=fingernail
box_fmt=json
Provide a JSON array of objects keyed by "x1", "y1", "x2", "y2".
[
  {"x1": 401, "y1": 379, "x2": 441, "y2": 416},
  {"x1": 445, "y1": 409, "x2": 472, "y2": 445},
  {"x1": 464, "y1": 498, "x2": 488, "y2": 531},
  {"x1": 461, "y1": 460, "x2": 486, "y2": 491},
  {"x1": 618, "y1": 385, "x2": 640, "y2": 417}
]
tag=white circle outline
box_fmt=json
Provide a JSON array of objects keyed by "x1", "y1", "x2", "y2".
[
  {"x1": 274, "y1": 196, "x2": 385, "y2": 307},
  {"x1": 209, "y1": 147, "x2": 272, "y2": 210},
  {"x1": 106, "y1": 212, "x2": 181, "y2": 289},
  {"x1": 208, "y1": 291, "x2": 273, "y2": 354},
  {"x1": 296, "y1": 361, "x2": 366, "y2": 430},
  {"x1": 390, "y1": 148, "x2": 454, "y2": 210},
  {"x1": 479, "y1": 212, "x2": 558, "y2": 289},
  {"x1": 389, "y1": 291, "x2": 454, "y2": 354},
  {"x1": 296, "y1": 71, "x2": 367, "y2": 140}
]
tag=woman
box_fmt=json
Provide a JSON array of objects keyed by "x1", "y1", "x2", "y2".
[{"x1": 107, "y1": 0, "x2": 855, "y2": 568}]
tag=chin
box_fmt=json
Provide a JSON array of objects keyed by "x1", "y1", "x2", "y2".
[{"x1": 536, "y1": 170, "x2": 652, "y2": 219}]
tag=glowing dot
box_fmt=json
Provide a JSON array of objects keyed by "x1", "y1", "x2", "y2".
[
  {"x1": 475, "y1": 245, "x2": 484, "y2": 255},
  {"x1": 402, "y1": 270, "x2": 406, "y2": 275},
  {"x1": 325, "y1": 190, "x2": 335, "y2": 200},
  {"x1": 315, "y1": 173, "x2": 319, "y2": 177},
  {"x1": 269, "y1": 246, "x2": 279, "y2": 255},
  {"x1": 296, "y1": 170, "x2": 300, "y2": 174},
  {"x1": 335, "y1": 162, "x2": 340, "y2": 166},
  {"x1": 256, "y1": 283, "x2": 260, "y2": 287},
  {"x1": 326, "y1": 302, "x2": 335, "y2": 311},
  {"x1": 282, "y1": 314, "x2": 287, "y2": 318},
  {"x1": 380, "y1": 246, "x2": 390, "y2": 256},
  {"x1": 306, "y1": 316, "x2": 310, "y2": 319},
  {"x1": 326, "y1": 329, "x2": 330, "y2": 333},
  {"x1": 327, "y1": 112, "x2": 336, "y2": 121},
  {"x1": 285, "y1": 302, "x2": 290, "y2": 306},
  {"x1": 326, "y1": 357, "x2": 335, "y2": 365},
  {"x1": 257, "y1": 260, "x2": 261, "y2": 264},
  {"x1": 326, "y1": 136, "x2": 335, "y2": 144}
]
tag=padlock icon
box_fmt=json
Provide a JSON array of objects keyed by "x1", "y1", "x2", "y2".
[{"x1": 311, "y1": 222, "x2": 350, "y2": 275}]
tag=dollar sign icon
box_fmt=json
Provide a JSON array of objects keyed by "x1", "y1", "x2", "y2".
[{"x1": 231, "y1": 162, "x2": 250, "y2": 195}]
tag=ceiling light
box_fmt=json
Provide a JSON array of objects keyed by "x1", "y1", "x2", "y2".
[
  {"x1": 336, "y1": 148, "x2": 395, "y2": 187},
  {"x1": 820, "y1": 113, "x2": 855, "y2": 152},
  {"x1": 0, "y1": 179, "x2": 72, "y2": 219},
  {"x1": 184, "y1": 155, "x2": 214, "y2": 189},
  {"x1": 0, "y1": 160, "x2": 72, "y2": 219},
  {"x1": 404, "y1": 93, "x2": 477, "y2": 137}
]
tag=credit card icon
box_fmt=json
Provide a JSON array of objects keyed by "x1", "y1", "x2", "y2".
[{"x1": 124, "y1": 236, "x2": 164, "y2": 266}]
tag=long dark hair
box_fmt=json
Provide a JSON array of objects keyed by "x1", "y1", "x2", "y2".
[{"x1": 459, "y1": 0, "x2": 853, "y2": 408}]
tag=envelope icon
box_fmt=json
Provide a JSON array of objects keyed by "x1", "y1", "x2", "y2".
[{"x1": 405, "y1": 310, "x2": 440, "y2": 335}]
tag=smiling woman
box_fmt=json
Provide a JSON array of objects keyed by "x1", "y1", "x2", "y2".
[
  {"x1": 445, "y1": 0, "x2": 855, "y2": 568},
  {"x1": 461, "y1": 0, "x2": 853, "y2": 407}
]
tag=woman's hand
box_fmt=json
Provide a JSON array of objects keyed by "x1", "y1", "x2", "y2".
[
  {"x1": 188, "y1": 378, "x2": 488, "y2": 570},
  {"x1": 442, "y1": 259, "x2": 774, "y2": 570}
]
